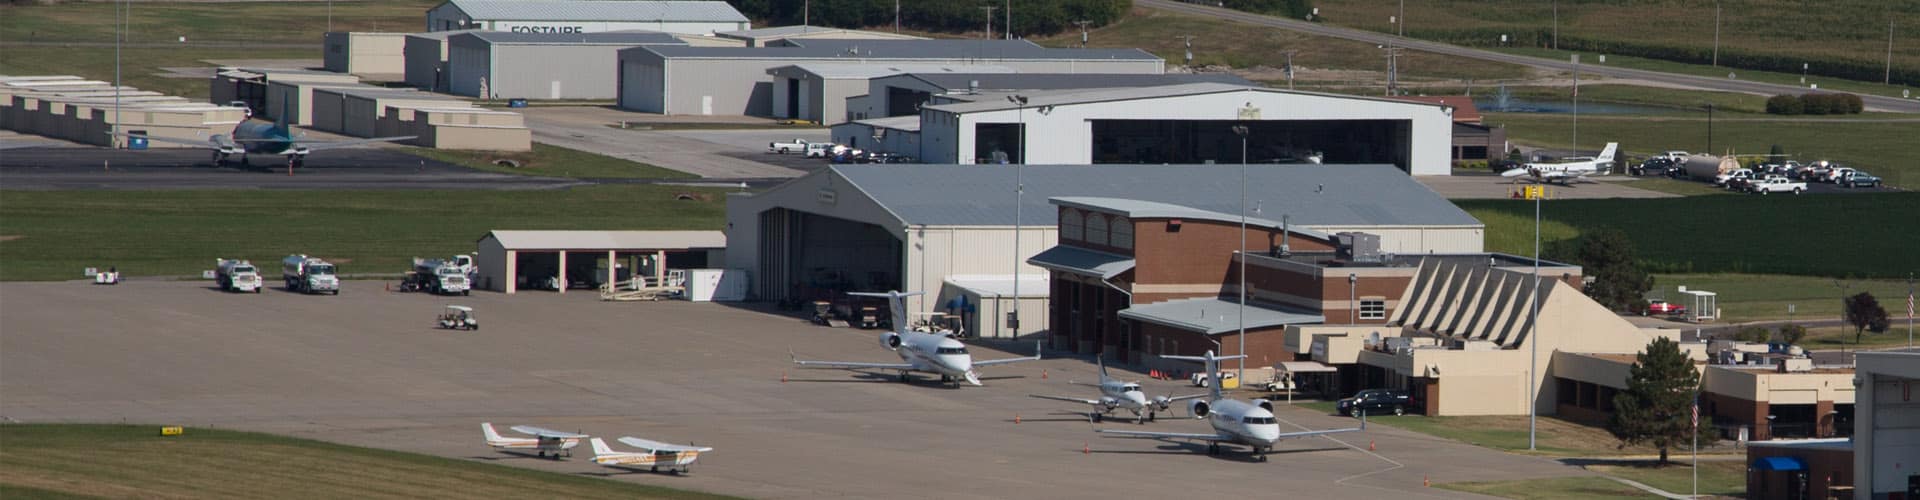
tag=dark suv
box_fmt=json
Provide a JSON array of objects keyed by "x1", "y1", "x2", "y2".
[{"x1": 1337, "y1": 389, "x2": 1413, "y2": 416}]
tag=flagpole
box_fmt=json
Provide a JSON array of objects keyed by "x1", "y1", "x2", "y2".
[
  {"x1": 1907, "y1": 272, "x2": 1913, "y2": 348},
  {"x1": 1692, "y1": 393, "x2": 1699, "y2": 499}
]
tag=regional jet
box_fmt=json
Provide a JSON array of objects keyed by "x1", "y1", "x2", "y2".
[
  {"x1": 1096, "y1": 351, "x2": 1363, "y2": 461},
  {"x1": 481, "y1": 422, "x2": 586, "y2": 458},
  {"x1": 1030, "y1": 356, "x2": 1205, "y2": 423},
  {"x1": 110, "y1": 101, "x2": 413, "y2": 169},
  {"x1": 1502, "y1": 142, "x2": 1618, "y2": 184},
  {"x1": 791, "y1": 290, "x2": 1041, "y2": 386},
  {"x1": 589, "y1": 437, "x2": 712, "y2": 475}
]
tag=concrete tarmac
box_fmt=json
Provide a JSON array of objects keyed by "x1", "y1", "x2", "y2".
[{"x1": 2, "y1": 280, "x2": 1588, "y2": 499}]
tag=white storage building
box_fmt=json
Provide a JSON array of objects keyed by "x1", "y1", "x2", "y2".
[
  {"x1": 426, "y1": 0, "x2": 748, "y2": 35},
  {"x1": 322, "y1": 32, "x2": 408, "y2": 78},
  {"x1": 447, "y1": 31, "x2": 687, "y2": 99}
]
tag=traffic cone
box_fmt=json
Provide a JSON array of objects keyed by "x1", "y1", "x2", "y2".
[
  {"x1": 781, "y1": 370, "x2": 788, "y2": 383},
  {"x1": 1369, "y1": 440, "x2": 1375, "y2": 451},
  {"x1": 1083, "y1": 442, "x2": 1090, "y2": 454},
  {"x1": 1423, "y1": 475, "x2": 1430, "y2": 487},
  {"x1": 1014, "y1": 413, "x2": 1021, "y2": 424},
  {"x1": 1042, "y1": 369, "x2": 1048, "y2": 379}
]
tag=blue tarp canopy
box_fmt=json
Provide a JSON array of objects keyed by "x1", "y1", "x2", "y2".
[{"x1": 1751, "y1": 456, "x2": 1806, "y2": 471}]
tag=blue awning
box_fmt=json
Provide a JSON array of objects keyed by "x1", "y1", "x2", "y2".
[{"x1": 1751, "y1": 456, "x2": 1805, "y2": 471}]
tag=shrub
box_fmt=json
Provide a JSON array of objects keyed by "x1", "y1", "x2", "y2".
[
  {"x1": 1736, "y1": 326, "x2": 1773, "y2": 343},
  {"x1": 1765, "y1": 94, "x2": 1803, "y2": 115},
  {"x1": 1842, "y1": 93, "x2": 1865, "y2": 114}
]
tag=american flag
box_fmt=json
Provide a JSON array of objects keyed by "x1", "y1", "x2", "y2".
[
  {"x1": 1691, "y1": 400, "x2": 1699, "y2": 429},
  {"x1": 1907, "y1": 282, "x2": 1914, "y2": 320}
]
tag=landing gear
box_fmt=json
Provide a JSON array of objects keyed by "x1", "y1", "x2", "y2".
[
  {"x1": 1136, "y1": 413, "x2": 1146, "y2": 425},
  {"x1": 897, "y1": 371, "x2": 911, "y2": 383},
  {"x1": 1255, "y1": 449, "x2": 1269, "y2": 462},
  {"x1": 1090, "y1": 412, "x2": 1103, "y2": 423},
  {"x1": 1207, "y1": 443, "x2": 1221, "y2": 455},
  {"x1": 1148, "y1": 411, "x2": 1157, "y2": 422},
  {"x1": 940, "y1": 374, "x2": 952, "y2": 383}
]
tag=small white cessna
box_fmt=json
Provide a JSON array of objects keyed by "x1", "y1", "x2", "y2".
[
  {"x1": 1031, "y1": 356, "x2": 1205, "y2": 423},
  {"x1": 791, "y1": 291, "x2": 1041, "y2": 386},
  {"x1": 480, "y1": 422, "x2": 587, "y2": 458},
  {"x1": 1502, "y1": 142, "x2": 1619, "y2": 184},
  {"x1": 589, "y1": 437, "x2": 713, "y2": 475},
  {"x1": 1096, "y1": 351, "x2": 1363, "y2": 461}
]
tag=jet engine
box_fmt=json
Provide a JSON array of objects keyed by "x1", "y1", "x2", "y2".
[
  {"x1": 878, "y1": 332, "x2": 902, "y2": 350},
  {"x1": 1188, "y1": 400, "x2": 1210, "y2": 418},
  {"x1": 1254, "y1": 399, "x2": 1274, "y2": 413}
]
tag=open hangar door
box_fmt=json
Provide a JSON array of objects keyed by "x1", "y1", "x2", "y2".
[
  {"x1": 1088, "y1": 119, "x2": 1412, "y2": 171},
  {"x1": 759, "y1": 208, "x2": 903, "y2": 306}
]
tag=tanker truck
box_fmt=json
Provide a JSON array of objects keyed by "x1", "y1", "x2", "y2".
[
  {"x1": 1680, "y1": 154, "x2": 1741, "y2": 181},
  {"x1": 405, "y1": 257, "x2": 471, "y2": 295},
  {"x1": 282, "y1": 254, "x2": 340, "y2": 295},
  {"x1": 215, "y1": 258, "x2": 264, "y2": 293}
]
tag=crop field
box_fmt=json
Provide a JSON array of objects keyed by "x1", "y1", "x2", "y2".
[
  {"x1": 1458, "y1": 193, "x2": 1920, "y2": 279},
  {"x1": 0, "y1": 186, "x2": 728, "y2": 281},
  {"x1": 0, "y1": 424, "x2": 730, "y2": 499},
  {"x1": 1299, "y1": 0, "x2": 1919, "y2": 86}
]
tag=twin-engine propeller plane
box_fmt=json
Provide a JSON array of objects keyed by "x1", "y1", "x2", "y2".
[
  {"x1": 791, "y1": 291, "x2": 1041, "y2": 386},
  {"x1": 110, "y1": 101, "x2": 413, "y2": 169},
  {"x1": 1031, "y1": 356, "x2": 1205, "y2": 423},
  {"x1": 1502, "y1": 142, "x2": 1618, "y2": 184}
]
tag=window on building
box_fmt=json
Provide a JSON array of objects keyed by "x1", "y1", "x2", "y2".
[
  {"x1": 1086, "y1": 213, "x2": 1109, "y2": 246},
  {"x1": 1110, "y1": 217, "x2": 1133, "y2": 249},
  {"x1": 1060, "y1": 209, "x2": 1084, "y2": 242},
  {"x1": 1359, "y1": 298, "x2": 1387, "y2": 320}
]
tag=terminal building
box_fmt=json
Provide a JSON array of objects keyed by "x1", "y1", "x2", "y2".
[{"x1": 426, "y1": 0, "x2": 749, "y2": 35}]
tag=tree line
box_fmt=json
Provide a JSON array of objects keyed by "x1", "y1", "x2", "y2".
[{"x1": 724, "y1": 0, "x2": 1131, "y2": 37}]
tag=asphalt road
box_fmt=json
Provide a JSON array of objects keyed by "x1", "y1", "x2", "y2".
[
  {"x1": 1138, "y1": 0, "x2": 1920, "y2": 114},
  {"x1": 1, "y1": 280, "x2": 1592, "y2": 499},
  {"x1": 0, "y1": 147, "x2": 586, "y2": 190}
]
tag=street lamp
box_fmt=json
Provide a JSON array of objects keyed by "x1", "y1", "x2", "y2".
[
  {"x1": 1528, "y1": 173, "x2": 1544, "y2": 451},
  {"x1": 1007, "y1": 95, "x2": 1028, "y2": 338},
  {"x1": 1348, "y1": 273, "x2": 1358, "y2": 324},
  {"x1": 1231, "y1": 124, "x2": 1249, "y2": 382}
]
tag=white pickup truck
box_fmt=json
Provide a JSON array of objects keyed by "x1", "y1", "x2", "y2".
[
  {"x1": 1746, "y1": 176, "x2": 1806, "y2": 195},
  {"x1": 768, "y1": 139, "x2": 831, "y2": 157}
]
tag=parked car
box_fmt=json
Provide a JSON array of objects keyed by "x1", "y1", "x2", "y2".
[
  {"x1": 1337, "y1": 389, "x2": 1412, "y2": 417},
  {"x1": 1660, "y1": 150, "x2": 1691, "y2": 163},
  {"x1": 767, "y1": 139, "x2": 816, "y2": 155},
  {"x1": 1746, "y1": 176, "x2": 1806, "y2": 195},
  {"x1": 1633, "y1": 157, "x2": 1676, "y2": 176},
  {"x1": 1804, "y1": 161, "x2": 1837, "y2": 182},
  {"x1": 1714, "y1": 168, "x2": 1754, "y2": 188},
  {"x1": 1823, "y1": 167, "x2": 1857, "y2": 184},
  {"x1": 1644, "y1": 300, "x2": 1688, "y2": 316},
  {"x1": 1190, "y1": 371, "x2": 1237, "y2": 388},
  {"x1": 1840, "y1": 170, "x2": 1882, "y2": 188}
]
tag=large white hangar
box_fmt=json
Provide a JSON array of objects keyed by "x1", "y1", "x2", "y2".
[
  {"x1": 617, "y1": 39, "x2": 1163, "y2": 117},
  {"x1": 426, "y1": 0, "x2": 748, "y2": 35},
  {"x1": 447, "y1": 31, "x2": 687, "y2": 99},
  {"x1": 724, "y1": 164, "x2": 1483, "y2": 338},
  {"x1": 905, "y1": 82, "x2": 1457, "y2": 175}
]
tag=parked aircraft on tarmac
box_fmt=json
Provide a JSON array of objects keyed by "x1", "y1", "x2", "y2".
[
  {"x1": 1095, "y1": 351, "x2": 1363, "y2": 461},
  {"x1": 481, "y1": 422, "x2": 586, "y2": 458},
  {"x1": 1030, "y1": 356, "x2": 1205, "y2": 423},
  {"x1": 791, "y1": 291, "x2": 1041, "y2": 386},
  {"x1": 110, "y1": 101, "x2": 412, "y2": 168},
  {"x1": 589, "y1": 437, "x2": 712, "y2": 475},
  {"x1": 1502, "y1": 142, "x2": 1618, "y2": 184}
]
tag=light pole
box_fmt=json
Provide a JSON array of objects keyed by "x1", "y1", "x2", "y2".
[
  {"x1": 1232, "y1": 124, "x2": 1249, "y2": 382},
  {"x1": 1528, "y1": 176, "x2": 1542, "y2": 451},
  {"x1": 1005, "y1": 0, "x2": 1012, "y2": 40},
  {"x1": 1705, "y1": 103, "x2": 1715, "y2": 155},
  {"x1": 114, "y1": 0, "x2": 124, "y2": 149},
  {"x1": 1008, "y1": 95, "x2": 1028, "y2": 339},
  {"x1": 980, "y1": 6, "x2": 996, "y2": 39},
  {"x1": 1074, "y1": 20, "x2": 1092, "y2": 48},
  {"x1": 1712, "y1": 1, "x2": 1721, "y2": 67},
  {"x1": 1348, "y1": 274, "x2": 1358, "y2": 324},
  {"x1": 1835, "y1": 279, "x2": 1853, "y2": 353}
]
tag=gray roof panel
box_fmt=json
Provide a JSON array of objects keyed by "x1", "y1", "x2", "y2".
[
  {"x1": 447, "y1": 0, "x2": 748, "y2": 23},
  {"x1": 1026, "y1": 245, "x2": 1135, "y2": 279},
  {"x1": 826, "y1": 164, "x2": 1481, "y2": 228},
  {"x1": 1119, "y1": 297, "x2": 1324, "y2": 335},
  {"x1": 906, "y1": 72, "x2": 1252, "y2": 91},
  {"x1": 628, "y1": 39, "x2": 1160, "y2": 61},
  {"x1": 464, "y1": 30, "x2": 687, "y2": 45}
]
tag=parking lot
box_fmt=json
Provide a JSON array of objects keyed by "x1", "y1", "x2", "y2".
[{"x1": 1, "y1": 280, "x2": 1588, "y2": 499}]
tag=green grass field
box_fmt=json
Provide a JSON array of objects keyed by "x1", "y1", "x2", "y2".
[
  {"x1": 1032, "y1": 7, "x2": 1530, "y2": 82},
  {"x1": 1484, "y1": 112, "x2": 1920, "y2": 189},
  {"x1": 1649, "y1": 273, "x2": 1914, "y2": 323},
  {"x1": 1497, "y1": 47, "x2": 1918, "y2": 101},
  {"x1": 1301, "y1": 0, "x2": 1918, "y2": 88},
  {"x1": 1438, "y1": 476, "x2": 1656, "y2": 500},
  {"x1": 1294, "y1": 402, "x2": 1661, "y2": 457},
  {"x1": 0, "y1": 1, "x2": 436, "y2": 45},
  {"x1": 400, "y1": 144, "x2": 697, "y2": 179},
  {"x1": 0, "y1": 424, "x2": 732, "y2": 499},
  {"x1": 1457, "y1": 193, "x2": 1920, "y2": 279},
  {"x1": 1585, "y1": 461, "x2": 1746, "y2": 499},
  {"x1": 0, "y1": 47, "x2": 314, "y2": 99},
  {"x1": 0, "y1": 186, "x2": 727, "y2": 281}
]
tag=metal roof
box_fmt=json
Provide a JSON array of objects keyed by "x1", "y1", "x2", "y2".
[
  {"x1": 406, "y1": 29, "x2": 488, "y2": 41},
  {"x1": 628, "y1": 39, "x2": 1160, "y2": 62},
  {"x1": 773, "y1": 63, "x2": 1015, "y2": 80},
  {"x1": 942, "y1": 274, "x2": 1049, "y2": 298},
  {"x1": 924, "y1": 82, "x2": 1446, "y2": 114},
  {"x1": 462, "y1": 30, "x2": 687, "y2": 45},
  {"x1": 1025, "y1": 246, "x2": 1134, "y2": 280},
  {"x1": 1118, "y1": 297, "x2": 1324, "y2": 335},
  {"x1": 824, "y1": 164, "x2": 1482, "y2": 228},
  {"x1": 904, "y1": 72, "x2": 1251, "y2": 92},
  {"x1": 480, "y1": 230, "x2": 725, "y2": 250},
  {"x1": 1050, "y1": 197, "x2": 1330, "y2": 239},
  {"x1": 718, "y1": 25, "x2": 919, "y2": 39},
  {"x1": 442, "y1": 0, "x2": 748, "y2": 23},
  {"x1": 851, "y1": 115, "x2": 920, "y2": 132}
]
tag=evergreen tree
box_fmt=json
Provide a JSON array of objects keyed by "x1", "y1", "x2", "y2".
[
  {"x1": 1574, "y1": 227, "x2": 1653, "y2": 311},
  {"x1": 1608, "y1": 337, "x2": 1713, "y2": 464}
]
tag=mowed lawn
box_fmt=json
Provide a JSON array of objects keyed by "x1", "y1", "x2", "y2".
[
  {"x1": 1485, "y1": 112, "x2": 1920, "y2": 190},
  {"x1": 0, "y1": 186, "x2": 728, "y2": 281},
  {"x1": 1649, "y1": 274, "x2": 1914, "y2": 323},
  {"x1": 1458, "y1": 193, "x2": 1920, "y2": 279},
  {"x1": 0, "y1": 47, "x2": 314, "y2": 99},
  {"x1": 0, "y1": 424, "x2": 733, "y2": 499},
  {"x1": 1438, "y1": 476, "x2": 1657, "y2": 500},
  {"x1": 0, "y1": 1, "x2": 437, "y2": 45}
]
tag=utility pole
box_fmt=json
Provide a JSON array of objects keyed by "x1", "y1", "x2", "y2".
[
  {"x1": 1397, "y1": 0, "x2": 1405, "y2": 37},
  {"x1": 1232, "y1": 124, "x2": 1250, "y2": 383},
  {"x1": 1074, "y1": 20, "x2": 1092, "y2": 48},
  {"x1": 1552, "y1": 0, "x2": 1559, "y2": 50},
  {"x1": 894, "y1": 0, "x2": 901, "y2": 33},
  {"x1": 1175, "y1": 35, "x2": 1196, "y2": 68},
  {"x1": 1889, "y1": 19, "x2": 1898, "y2": 85},
  {"x1": 1907, "y1": 273, "x2": 1914, "y2": 347},
  {"x1": 1712, "y1": 2, "x2": 1721, "y2": 67},
  {"x1": 1705, "y1": 103, "x2": 1714, "y2": 155},
  {"x1": 1005, "y1": 0, "x2": 1012, "y2": 40},
  {"x1": 1282, "y1": 50, "x2": 1298, "y2": 90},
  {"x1": 1008, "y1": 95, "x2": 1028, "y2": 342},
  {"x1": 1382, "y1": 45, "x2": 1405, "y2": 96},
  {"x1": 804, "y1": 0, "x2": 810, "y2": 28},
  {"x1": 114, "y1": 0, "x2": 125, "y2": 149},
  {"x1": 1572, "y1": 54, "x2": 1580, "y2": 154},
  {"x1": 980, "y1": 6, "x2": 996, "y2": 40},
  {"x1": 328, "y1": 0, "x2": 335, "y2": 33}
]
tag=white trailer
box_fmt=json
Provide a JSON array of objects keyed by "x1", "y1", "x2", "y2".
[{"x1": 282, "y1": 254, "x2": 341, "y2": 295}]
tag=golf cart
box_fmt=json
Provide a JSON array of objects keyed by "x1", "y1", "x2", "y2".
[{"x1": 437, "y1": 305, "x2": 478, "y2": 330}]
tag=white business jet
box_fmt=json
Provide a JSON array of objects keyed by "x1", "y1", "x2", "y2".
[
  {"x1": 480, "y1": 422, "x2": 587, "y2": 458},
  {"x1": 791, "y1": 291, "x2": 1041, "y2": 386},
  {"x1": 1502, "y1": 142, "x2": 1618, "y2": 184},
  {"x1": 1096, "y1": 351, "x2": 1363, "y2": 461},
  {"x1": 1031, "y1": 356, "x2": 1205, "y2": 423},
  {"x1": 589, "y1": 437, "x2": 712, "y2": 475}
]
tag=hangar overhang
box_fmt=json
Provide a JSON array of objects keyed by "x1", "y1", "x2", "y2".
[{"x1": 476, "y1": 230, "x2": 725, "y2": 294}]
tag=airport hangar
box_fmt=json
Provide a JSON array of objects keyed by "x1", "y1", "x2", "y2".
[
  {"x1": 616, "y1": 39, "x2": 1164, "y2": 117},
  {"x1": 425, "y1": 0, "x2": 748, "y2": 35},
  {"x1": 445, "y1": 31, "x2": 687, "y2": 100},
  {"x1": 837, "y1": 82, "x2": 1456, "y2": 175},
  {"x1": 722, "y1": 164, "x2": 1484, "y2": 340}
]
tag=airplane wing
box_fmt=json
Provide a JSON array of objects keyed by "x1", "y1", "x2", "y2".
[
  {"x1": 1096, "y1": 428, "x2": 1233, "y2": 442},
  {"x1": 1030, "y1": 394, "x2": 1100, "y2": 405},
  {"x1": 971, "y1": 341, "x2": 1043, "y2": 367},
  {"x1": 106, "y1": 132, "x2": 219, "y2": 150},
  {"x1": 618, "y1": 437, "x2": 712, "y2": 453},
  {"x1": 297, "y1": 136, "x2": 417, "y2": 151},
  {"x1": 509, "y1": 425, "x2": 588, "y2": 439},
  {"x1": 1273, "y1": 427, "x2": 1363, "y2": 440},
  {"x1": 1163, "y1": 393, "x2": 1209, "y2": 403}
]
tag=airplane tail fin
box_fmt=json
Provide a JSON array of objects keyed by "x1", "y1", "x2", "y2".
[
  {"x1": 1597, "y1": 142, "x2": 1619, "y2": 163},
  {"x1": 481, "y1": 422, "x2": 505, "y2": 442},
  {"x1": 850, "y1": 291, "x2": 924, "y2": 335},
  {"x1": 590, "y1": 437, "x2": 615, "y2": 457},
  {"x1": 1163, "y1": 350, "x2": 1245, "y2": 402},
  {"x1": 273, "y1": 99, "x2": 292, "y2": 137},
  {"x1": 1097, "y1": 355, "x2": 1110, "y2": 381}
]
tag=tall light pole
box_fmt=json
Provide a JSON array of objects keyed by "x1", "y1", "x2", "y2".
[
  {"x1": 114, "y1": 0, "x2": 124, "y2": 149},
  {"x1": 1005, "y1": 0, "x2": 1012, "y2": 40},
  {"x1": 1835, "y1": 279, "x2": 1854, "y2": 353},
  {"x1": 328, "y1": 0, "x2": 335, "y2": 33},
  {"x1": 1232, "y1": 124, "x2": 1250, "y2": 382},
  {"x1": 1551, "y1": 0, "x2": 1559, "y2": 50},
  {"x1": 1397, "y1": 0, "x2": 1405, "y2": 37},
  {"x1": 980, "y1": 6, "x2": 996, "y2": 40},
  {"x1": 1889, "y1": 19, "x2": 1898, "y2": 85},
  {"x1": 894, "y1": 0, "x2": 901, "y2": 33},
  {"x1": 1704, "y1": 103, "x2": 1715, "y2": 155},
  {"x1": 1712, "y1": 2, "x2": 1721, "y2": 67},
  {"x1": 1282, "y1": 50, "x2": 1298, "y2": 90},
  {"x1": 1348, "y1": 274, "x2": 1358, "y2": 324},
  {"x1": 1528, "y1": 177, "x2": 1543, "y2": 451},
  {"x1": 1075, "y1": 20, "x2": 1092, "y2": 48},
  {"x1": 1008, "y1": 95, "x2": 1028, "y2": 340},
  {"x1": 1571, "y1": 54, "x2": 1580, "y2": 155}
]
